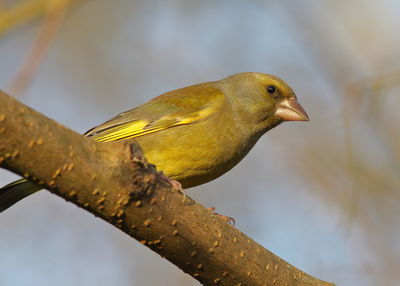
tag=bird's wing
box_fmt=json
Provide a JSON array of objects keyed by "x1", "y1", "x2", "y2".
[{"x1": 84, "y1": 85, "x2": 226, "y2": 142}]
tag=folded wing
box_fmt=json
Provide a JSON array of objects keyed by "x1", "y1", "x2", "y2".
[{"x1": 84, "y1": 85, "x2": 226, "y2": 142}]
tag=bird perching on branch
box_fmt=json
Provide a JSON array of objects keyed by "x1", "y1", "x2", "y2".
[{"x1": 0, "y1": 72, "x2": 308, "y2": 212}]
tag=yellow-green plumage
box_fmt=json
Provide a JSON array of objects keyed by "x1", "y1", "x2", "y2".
[{"x1": 0, "y1": 72, "x2": 308, "y2": 211}]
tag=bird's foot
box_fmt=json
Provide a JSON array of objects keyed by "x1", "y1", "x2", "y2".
[
  {"x1": 159, "y1": 173, "x2": 186, "y2": 202},
  {"x1": 208, "y1": 207, "x2": 235, "y2": 226}
]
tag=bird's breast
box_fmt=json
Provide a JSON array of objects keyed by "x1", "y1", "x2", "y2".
[{"x1": 135, "y1": 117, "x2": 259, "y2": 189}]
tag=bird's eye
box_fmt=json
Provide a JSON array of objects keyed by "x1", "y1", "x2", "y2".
[{"x1": 266, "y1": 85, "x2": 277, "y2": 94}]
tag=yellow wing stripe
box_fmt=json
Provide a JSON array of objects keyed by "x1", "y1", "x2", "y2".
[
  {"x1": 94, "y1": 120, "x2": 150, "y2": 142},
  {"x1": 91, "y1": 101, "x2": 220, "y2": 142},
  {"x1": 95, "y1": 127, "x2": 165, "y2": 142}
]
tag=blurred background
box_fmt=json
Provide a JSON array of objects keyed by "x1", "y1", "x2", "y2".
[{"x1": 0, "y1": 0, "x2": 399, "y2": 285}]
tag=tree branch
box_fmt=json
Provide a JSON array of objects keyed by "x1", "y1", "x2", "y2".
[{"x1": 0, "y1": 91, "x2": 334, "y2": 286}]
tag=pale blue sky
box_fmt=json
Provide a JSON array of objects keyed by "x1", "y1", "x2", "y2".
[{"x1": 0, "y1": 1, "x2": 399, "y2": 285}]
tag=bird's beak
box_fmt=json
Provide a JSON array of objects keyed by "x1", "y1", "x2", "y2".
[{"x1": 275, "y1": 97, "x2": 309, "y2": 121}]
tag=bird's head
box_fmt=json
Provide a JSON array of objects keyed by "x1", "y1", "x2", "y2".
[{"x1": 220, "y1": 72, "x2": 309, "y2": 132}]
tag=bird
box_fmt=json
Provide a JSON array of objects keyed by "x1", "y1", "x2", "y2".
[{"x1": 0, "y1": 72, "x2": 308, "y2": 212}]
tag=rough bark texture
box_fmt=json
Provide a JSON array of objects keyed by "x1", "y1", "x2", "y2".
[{"x1": 0, "y1": 91, "x2": 334, "y2": 286}]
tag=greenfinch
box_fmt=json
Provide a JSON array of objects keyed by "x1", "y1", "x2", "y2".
[{"x1": 0, "y1": 72, "x2": 308, "y2": 212}]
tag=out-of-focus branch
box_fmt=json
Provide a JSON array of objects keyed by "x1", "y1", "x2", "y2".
[
  {"x1": 8, "y1": 0, "x2": 71, "y2": 96},
  {"x1": 0, "y1": 0, "x2": 76, "y2": 35},
  {"x1": 0, "y1": 91, "x2": 334, "y2": 286},
  {"x1": 0, "y1": 0, "x2": 47, "y2": 34},
  {"x1": 0, "y1": 0, "x2": 80, "y2": 96}
]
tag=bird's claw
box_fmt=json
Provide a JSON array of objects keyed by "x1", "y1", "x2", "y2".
[
  {"x1": 208, "y1": 207, "x2": 235, "y2": 226},
  {"x1": 159, "y1": 173, "x2": 186, "y2": 202}
]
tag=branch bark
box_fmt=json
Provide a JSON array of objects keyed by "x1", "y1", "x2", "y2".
[{"x1": 0, "y1": 91, "x2": 334, "y2": 286}]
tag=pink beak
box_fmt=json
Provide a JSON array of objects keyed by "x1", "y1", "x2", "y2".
[{"x1": 275, "y1": 97, "x2": 309, "y2": 121}]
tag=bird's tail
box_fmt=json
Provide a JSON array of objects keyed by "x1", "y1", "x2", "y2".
[{"x1": 0, "y1": 179, "x2": 41, "y2": 213}]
